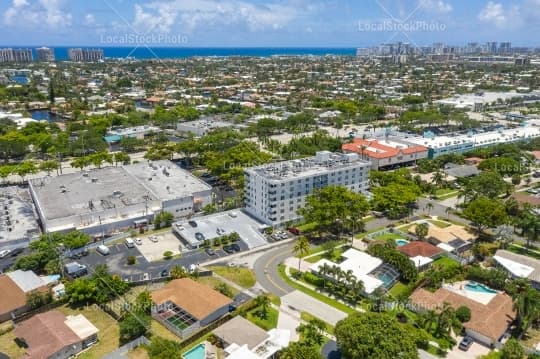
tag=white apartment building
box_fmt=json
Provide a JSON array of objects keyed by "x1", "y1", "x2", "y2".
[{"x1": 244, "y1": 151, "x2": 371, "y2": 227}]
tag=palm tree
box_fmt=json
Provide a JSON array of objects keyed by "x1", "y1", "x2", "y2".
[
  {"x1": 419, "y1": 310, "x2": 438, "y2": 332},
  {"x1": 292, "y1": 236, "x2": 310, "y2": 270},
  {"x1": 518, "y1": 210, "x2": 540, "y2": 250},
  {"x1": 425, "y1": 202, "x2": 434, "y2": 216},
  {"x1": 169, "y1": 265, "x2": 188, "y2": 279},
  {"x1": 431, "y1": 170, "x2": 446, "y2": 188},
  {"x1": 435, "y1": 302, "x2": 456, "y2": 338},
  {"x1": 445, "y1": 207, "x2": 452, "y2": 219},
  {"x1": 254, "y1": 295, "x2": 271, "y2": 319}
]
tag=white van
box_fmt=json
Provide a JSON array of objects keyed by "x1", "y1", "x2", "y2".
[
  {"x1": 96, "y1": 245, "x2": 110, "y2": 255},
  {"x1": 125, "y1": 238, "x2": 134, "y2": 248}
]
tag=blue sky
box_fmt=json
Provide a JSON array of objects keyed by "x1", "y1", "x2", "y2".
[{"x1": 1, "y1": 0, "x2": 538, "y2": 47}]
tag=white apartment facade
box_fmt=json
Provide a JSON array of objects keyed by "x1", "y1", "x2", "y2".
[{"x1": 244, "y1": 151, "x2": 371, "y2": 227}]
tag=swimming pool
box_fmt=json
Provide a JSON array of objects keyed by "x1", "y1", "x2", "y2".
[
  {"x1": 183, "y1": 343, "x2": 205, "y2": 359},
  {"x1": 465, "y1": 282, "x2": 497, "y2": 294},
  {"x1": 395, "y1": 239, "x2": 410, "y2": 247}
]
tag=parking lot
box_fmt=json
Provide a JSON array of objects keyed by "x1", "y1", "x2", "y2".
[
  {"x1": 175, "y1": 210, "x2": 268, "y2": 249},
  {"x1": 134, "y1": 232, "x2": 182, "y2": 262}
]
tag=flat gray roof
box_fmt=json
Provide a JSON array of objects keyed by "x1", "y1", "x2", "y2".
[
  {"x1": 6, "y1": 270, "x2": 44, "y2": 293},
  {"x1": 213, "y1": 316, "x2": 269, "y2": 349},
  {"x1": 0, "y1": 186, "x2": 40, "y2": 244},
  {"x1": 124, "y1": 160, "x2": 212, "y2": 200},
  {"x1": 29, "y1": 167, "x2": 157, "y2": 220}
]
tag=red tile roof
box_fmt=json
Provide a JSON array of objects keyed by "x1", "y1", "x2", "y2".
[
  {"x1": 398, "y1": 241, "x2": 444, "y2": 258},
  {"x1": 410, "y1": 288, "x2": 515, "y2": 343},
  {"x1": 0, "y1": 275, "x2": 26, "y2": 316},
  {"x1": 342, "y1": 139, "x2": 427, "y2": 159}
]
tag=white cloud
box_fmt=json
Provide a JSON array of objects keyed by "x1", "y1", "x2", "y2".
[
  {"x1": 418, "y1": 0, "x2": 453, "y2": 14},
  {"x1": 3, "y1": 0, "x2": 72, "y2": 28},
  {"x1": 477, "y1": 1, "x2": 523, "y2": 28},
  {"x1": 129, "y1": 0, "x2": 314, "y2": 34}
]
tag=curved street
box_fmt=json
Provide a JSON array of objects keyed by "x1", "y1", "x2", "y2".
[{"x1": 253, "y1": 242, "x2": 294, "y2": 297}]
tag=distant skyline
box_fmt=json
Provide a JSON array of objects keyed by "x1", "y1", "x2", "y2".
[{"x1": 1, "y1": 0, "x2": 539, "y2": 48}]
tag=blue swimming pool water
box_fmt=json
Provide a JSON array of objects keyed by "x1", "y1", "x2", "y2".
[
  {"x1": 395, "y1": 239, "x2": 410, "y2": 247},
  {"x1": 465, "y1": 282, "x2": 497, "y2": 294},
  {"x1": 183, "y1": 344, "x2": 205, "y2": 359}
]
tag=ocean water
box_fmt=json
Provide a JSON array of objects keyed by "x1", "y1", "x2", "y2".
[{"x1": 18, "y1": 47, "x2": 356, "y2": 60}]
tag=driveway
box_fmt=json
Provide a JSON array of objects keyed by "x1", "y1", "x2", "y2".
[
  {"x1": 281, "y1": 290, "x2": 347, "y2": 326},
  {"x1": 445, "y1": 338, "x2": 491, "y2": 359}
]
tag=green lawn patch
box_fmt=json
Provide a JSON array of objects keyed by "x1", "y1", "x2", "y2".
[
  {"x1": 388, "y1": 281, "x2": 411, "y2": 299},
  {"x1": 0, "y1": 323, "x2": 26, "y2": 358},
  {"x1": 373, "y1": 233, "x2": 403, "y2": 241},
  {"x1": 196, "y1": 276, "x2": 240, "y2": 297},
  {"x1": 245, "y1": 306, "x2": 279, "y2": 331},
  {"x1": 428, "y1": 219, "x2": 451, "y2": 228},
  {"x1": 304, "y1": 245, "x2": 348, "y2": 263},
  {"x1": 278, "y1": 265, "x2": 356, "y2": 315},
  {"x1": 297, "y1": 222, "x2": 318, "y2": 232},
  {"x1": 208, "y1": 266, "x2": 257, "y2": 288},
  {"x1": 432, "y1": 256, "x2": 460, "y2": 269},
  {"x1": 435, "y1": 189, "x2": 459, "y2": 200}
]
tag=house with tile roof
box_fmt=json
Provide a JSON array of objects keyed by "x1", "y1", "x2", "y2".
[
  {"x1": 410, "y1": 287, "x2": 515, "y2": 346},
  {"x1": 151, "y1": 278, "x2": 233, "y2": 338},
  {"x1": 14, "y1": 310, "x2": 98, "y2": 359},
  {"x1": 0, "y1": 270, "x2": 48, "y2": 323},
  {"x1": 342, "y1": 137, "x2": 428, "y2": 170},
  {"x1": 397, "y1": 241, "x2": 445, "y2": 271}
]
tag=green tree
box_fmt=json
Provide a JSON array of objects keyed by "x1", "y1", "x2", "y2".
[
  {"x1": 415, "y1": 223, "x2": 429, "y2": 241},
  {"x1": 147, "y1": 337, "x2": 183, "y2": 359},
  {"x1": 455, "y1": 306, "x2": 471, "y2": 323},
  {"x1": 463, "y1": 197, "x2": 508, "y2": 235},
  {"x1": 254, "y1": 295, "x2": 271, "y2": 320},
  {"x1": 113, "y1": 152, "x2": 131, "y2": 166},
  {"x1": 65, "y1": 278, "x2": 97, "y2": 305},
  {"x1": 517, "y1": 209, "x2": 540, "y2": 250},
  {"x1": 501, "y1": 338, "x2": 525, "y2": 359},
  {"x1": 297, "y1": 318, "x2": 326, "y2": 346},
  {"x1": 214, "y1": 282, "x2": 234, "y2": 298},
  {"x1": 39, "y1": 160, "x2": 59, "y2": 175},
  {"x1": 279, "y1": 342, "x2": 323, "y2": 359},
  {"x1": 293, "y1": 236, "x2": 310, "y2": 270},
  {"x1": 299, "y1": 185, "x2": 370, "y2": 239},
  {"x1": 119, "y1": 311, "x2": 150, "y2": 344},
  {"x1": 170, "y1": 265, "x2": 188, "y2": 279},
  {"x1": 335, "y1": 312, "x2": 419, "y2": 359}
]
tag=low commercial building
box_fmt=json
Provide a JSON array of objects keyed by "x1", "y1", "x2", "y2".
[
  {"x1": 0, "y1": 186, "x2": 40, "y2": 249},
  {"x1": 407, "y1": 125, "x2": 540, "y2": 159},
  {"x1": 410, "y1": 286, "x2": 515, "y2": 346},
  {"x1": 15, "y1": 310, "x2": 99, "y2": 359},
  {"x1": 342, "y1": 138, "x2": 428, "y2": 170},
  {"x1": 493, "y1": 250, "x2": 540, "y2": 290},
  {"x1": 176, "y1": 117, "x2": 231, "y2": 136},
  {"x1": 104, "y1": 125, "x2": 161, "y2": 143},
  {"x1": 29, "y1": 160, "x2": 212, "y2": 234},
  {"x1": 0, "y1": 270, "x2": 48, "y2": 322},
  {"x1": 152, "y1": 278, "x2": 233, "y2": 338},
  {"x1": 244, "y1": 151, "x2": 370, "y2": 227}
]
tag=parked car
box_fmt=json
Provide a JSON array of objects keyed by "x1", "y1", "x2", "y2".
[
  {"x1": 0, "y1": 250, "x2": 11, "y2": 258},
  {"x1": 96, "y1": 245, "x2": 110, "y2": 255},
  {"x1": 205, "y1": 247, "x2": 216, "y2": 256},
  {"x1": 288, "y1": 227, "x2": 301, "y2": 235},
  {"x1": 134, "y1": 237, "x2": 143, "y2": 245},
  {"x1": 160, "y1": 269, "x2": 169, "y2": 277},
  {"x1": 216, "y1": 227, "x2": 226, "y2": 235},
  {"x1": 149, "y1": 235, "x2": 158, "y2": 243},
  {"x1": 10, "y1": 248, "x2": 24, "y2": 257},
  {"x1": 458, "y1": 336, "x2": 473, "y2": 351},
  {"x1": 188, "y1": 220, "x2": 197, "y2": 227},
  {"x1": 142, "y1": 273, "x2": 150, "y2": 281},
  {"x1": 80, "y1": 249, "x2": 89, "y2": 256},
  {"x1": 195, "y1": 232, "x2": 205, "y2": 241},
  {"x1": 231, "y1": 243, "x2": 241, "y2": 252},
  {"x1": 223, "y1": 245, "x2": 235, "y2": 254}
]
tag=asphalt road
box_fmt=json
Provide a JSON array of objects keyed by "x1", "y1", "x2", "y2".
[{"x1": 253, "y1": 242, "x2": 295, "y2": 297}]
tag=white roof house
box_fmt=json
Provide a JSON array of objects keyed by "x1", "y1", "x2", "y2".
[
  {"x1": 224, "y1": 329, "x2": 290, "y2": 359},
  {"x1": 309, "y1": 248, "x2": 384, "y2": 294},
  {"x1": 6, "y1": 270, "x2": 46, "y2": 293},
  {"x1": 65, "y1": 314, "x2": 99, "y2": 340}
]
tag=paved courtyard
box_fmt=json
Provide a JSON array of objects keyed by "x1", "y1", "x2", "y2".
[{"x1": 135, "y1": 232, "x2": 182, "y2": 262}]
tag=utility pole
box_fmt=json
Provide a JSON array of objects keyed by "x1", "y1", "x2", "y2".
[{"x1": 99, "y1": 216, "x2": 104, "y2": 244}]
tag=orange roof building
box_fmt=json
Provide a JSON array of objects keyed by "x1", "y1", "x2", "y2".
[{"x1": 342, "y1": 138, "x2": 428, "y2": 170}]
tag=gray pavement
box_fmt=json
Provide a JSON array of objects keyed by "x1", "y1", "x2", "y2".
[
  {"x1": 253, "y1": 243, "x2": 295, "y2": 297},
  {"x1": 281, "y1": 290, "x2": 347, "y2": 326}
]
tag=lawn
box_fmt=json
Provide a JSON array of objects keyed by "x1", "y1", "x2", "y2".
[
  {"x1": 428, "y1": 219, "x2": 451, "y2": 228},
  {"x1": 0, "y1": 324, "x2": 26, "y2": 358},
  {"x1": 432, "y1": 256, "x2": 460, "y2": 269},
  {"x1": 388, "y1": 281, "x2": 411, "y2": 299},
  {"x1": 508, "y1": 244, "x2": 540, "y2": 260},
  {"x1": 196, "y1": 276, "x2": 240, "y2": 297},
  {"x1": 128, "y1": 347, "x2": 150, "y2": 359},
  {"x1": 150, "y1": 319, "x2": 181, "y2": 342},
  {"x1": 208, "y1": 266, "x2": 257, "y2": 288},
  {"x1": 245, "y1": 305, "x2": 279, "y2": 331},
  {"x1": 435, "y1": 188, "x2": 458, "y2": 200},
  {"x1": 57, "y1": 304, "x2": 120, "y2": 359},
  {"x1": 304, "y1": 245, "x2": 348, "y2": 263},
  {"x1": 278, "y1": 264, "x2": 356, "y2": 315},
  {"x1": 373, "y1": 233, "x2": 403, "y2": 241}
]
